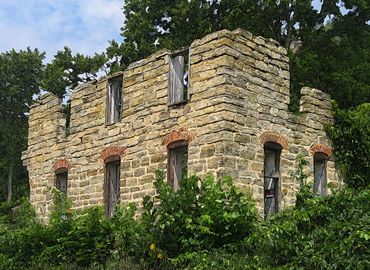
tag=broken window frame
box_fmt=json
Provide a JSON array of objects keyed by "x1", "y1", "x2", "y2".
[
  {"x1": 263, "y1": 142, "x2": 282, "y2": 220},
  {"x1": 313, "y1": 152, "x2": 328, "y2": 196},
  {"x1": 55, "y1": 168, "x2": 68, "y2": 194},
  {"x1": 168, "y1": 48, "x2": 190, "y2": 106},
  {"x1": 167, "y1": 140, "x2": 188, "y2": 191},
  {"x1": 104, "y1": 157, "x2": 121, "y2": 217},
  {"x1": 106, "y1": 75, "x2": 123, "y2": 125}
]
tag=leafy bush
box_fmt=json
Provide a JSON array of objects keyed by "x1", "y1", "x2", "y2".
[
  {"x1": 141, "y1": 171, "x2": 258, "y2": 260},
  {"x1": 185, "y1": 187, "x2": 370, "y2": 270},
  {"x1": 0, "y1": 172, "x2": 369, "y2": 270}
]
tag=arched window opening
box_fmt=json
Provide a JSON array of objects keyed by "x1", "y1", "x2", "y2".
[
  {"x1": 104, "y1": 156, "x2": 121, "y2": 217},
  {"x1": 167, "y1": 140, "x2": 188, "y2": 191},
  {"x1": 55, "y1": 168, "x2": 68, "y2": 194},
  {"x1": 263, "y1": 142, "x2": 282, "y2": 220},
  {"x1": 313, "y1": 152, "x2": 327, "y2": 195}
]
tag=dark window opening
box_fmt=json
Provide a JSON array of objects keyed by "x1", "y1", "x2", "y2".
[
  {"x1": 104, "y1": 160, "x2": 121, "y2": 217},
  {"x1": 169, "y1": 49, "x2": 189, "y2": 105},
  {"x1": 263, "y1": 142, "x2": 282, "y2": 220},
  {"x1": 167, "y1": 141, "x2": 188, "y2": 190},
  {"x1": 313, "y1": 153, "x2": 327, "y2": 195},
  {"x1": 55, "y1": 170, "x2": 68, "y2": 194},
  {"x1": 106, "y1": 76, "x2": 122, "y2": 124}
]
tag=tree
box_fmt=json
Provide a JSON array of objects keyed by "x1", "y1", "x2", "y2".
[
  {"x1": 0, "y1": 49, "x2": 45, "y2": 201},
  {"x1": 109, "y1": 0, "x2": 369, "y2": 108},
  {"x1": 291, "y1": 0, "x2": 370, "y2": 109},
  {"x1": 42, "y1": 47, "x2": 107, "y2": 99},
  {"x1": 327, "y1": 103, "x2": 370, "y2": 188}
]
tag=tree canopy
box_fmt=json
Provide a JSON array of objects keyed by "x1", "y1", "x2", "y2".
[
  {"x1": 108, "y1": 0, "x2": 369, "y2": 108},
  {"x1": 0, "y1": 49, "x2": 45, "y2": 201}
]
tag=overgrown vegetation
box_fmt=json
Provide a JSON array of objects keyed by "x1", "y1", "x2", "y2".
[
  {"x1": 0, "y1": 167, "x2": 369, "y2": 270},
  {"x1": 327, "y1": 102, "x2": 370, "y2": 189}
]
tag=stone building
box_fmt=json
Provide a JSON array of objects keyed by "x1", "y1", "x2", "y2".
[{"x1": 22, "y1": 28, "x2": 338, "y2": 220}]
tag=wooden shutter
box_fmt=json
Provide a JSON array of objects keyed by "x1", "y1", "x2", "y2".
[
  {"x1": 112, "y1": 81, "x2": 122, "y2": 122},
  {"x1": 263, "y1": 147, "x2": 281, "y2": 219},
  {"x1": 105, "y1": 161, "x2": 120, "y2": 217},
  {"x1": 314, "y1": 155, "x2": 327, "y2": 195},
  {"x1": 169, "y1": 55, "x2": 185, "y2": 104},
  {"x1": 55, "y1": 172, "x2": 68, "y2": 194},
  {"x1": 106, "y1": 78, "x2": 122, "y2": 124},
  {"x1": 168, "y1": 144, "x2": 188, "y2": 190}
]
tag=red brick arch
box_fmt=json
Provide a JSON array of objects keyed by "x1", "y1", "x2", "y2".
[
  {"x1": 52, "y1": 159, "x2": 72, "y2": 172},
  {"x1": 162, "y1": 128, "x2": 194, "y2": 147},
  {"x1": 309, "y1": 143, "x2": 333, "y2": 158},
  {"x1": 259, "y1": 131, "x2": 288, "y2": 149},
  {"x1": 100, "y1": 146, "x2": 126, "y2": 162}
]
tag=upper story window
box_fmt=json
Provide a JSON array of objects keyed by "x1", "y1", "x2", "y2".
[
  {"x1": 106, "y1": 76, "x2": 123, "y2": 125},
  {"x1": 104, "y1": 159, "x2": 121, "y2": 217},
  {"x1": 263, "y1": 142, "x2": 282, "y2": 220},
  {"x1": 313, "y1": 152, "x2": 327, "y2": 195},
  {"x1": 169, "y1": 49, "x2": 189, "y2": 105},
  {"x1": 55, "y1": 169, "x2": 68, "y2": 194},
  {"x1": 167, "y1": 141, "x2": 188, "y2": 191}
]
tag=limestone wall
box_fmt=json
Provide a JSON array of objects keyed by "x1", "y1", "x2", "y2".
[{"x1": 22, "y1": 28, "x2": 339, "y2": 219}]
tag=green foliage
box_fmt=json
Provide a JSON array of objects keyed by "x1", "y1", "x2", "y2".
[
  {"x1": 142, "y1": 171, "x2": 258, "y2": 258},
  {"x1": 185, "y1": 188, "x2": 370, "y2": 270},
  {"x1": 0, "y1": 48, "x2": 44, "y2": 201},
  {"x1": 42, "y1": 47, "x2": 107, "y2": 98},
  {"x1": 111, "y1": 0, "x2": 369, "y2": 109},
  {"x1": 327, "y1": 103, "x2": 370, "y2": 188},
  {"x1": 0, "y1": 172, "x2": 369, "y2": 269}
]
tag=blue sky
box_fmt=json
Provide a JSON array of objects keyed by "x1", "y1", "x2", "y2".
[
  {"x1": 0, "y1": 0, "x2": 124, "y2": 61},
  {"x1": 0, "y1": 0, "x2": 324, "y2": 62}
]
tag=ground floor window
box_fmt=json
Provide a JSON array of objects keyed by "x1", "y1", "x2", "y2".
[
  {"x1": 55, "y1": 170, "x2": 68, "y2": 194},
  {"x1": 104, "y1": 160, "x2": 120, "y2": 217},
  {"x1": 313, "y1": 152, "x2": 327, "y2": 195},
  {"x1": 167, "y1": 141, "x2": 188, "y2": 190},
  {"x1": 263, "y1": 142, "x2": 282, "y2": 220}
]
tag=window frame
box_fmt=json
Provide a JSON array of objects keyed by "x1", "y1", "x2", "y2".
[
  {"x1": 104, "y1": 157, "x2": 121, "y2": 217},
  {"x1": 55, "y1": 168, "x2": 68, "y2": 194},
  {"x1": 167, "y1": 140, "x2": 188, "y2": 190},
  {"x1": 168, "y1": 48, "x2": 190, "y2": 106},
  {"x1": 105, "y1": 75, "x2": 123, "y2": 125},
  {"x1": 263, "y1": 142, "x2": 282, "y2": 220},
  {"x1": 313, "y1": 152, "x2": 328, "y2": 196}
]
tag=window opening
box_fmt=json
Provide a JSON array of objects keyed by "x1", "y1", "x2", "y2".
[
  {"x1": 55, "y1": 170, "x2": 68, "y2": 194},
  {"x1": 263, "y1": 142, "x2": 282, "y2": 220},
  {"x1": 313, "y1": 152, "x2": 327, "y2": 195},
  {"x1": 106, "y1": 76, "x2": 122, "y2": 124},
  {"x1": 167, "y1": 141, "x2": 188, "y2": 190},
  {"x1": 104, "y1": 160, "x2": 121, "y2": 217},
  {"x1": 169, "y1": 49, "x2": 189, "y2": 105}
]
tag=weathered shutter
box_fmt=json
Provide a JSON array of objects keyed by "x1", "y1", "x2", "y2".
[
  {"x1": 168, "y1": 144, "x2": 188, "y2": 190},
  {"x1": 314, "y1": 158, "x2": 327, "y2": 195},
  {"x1": 264, "y1": 148, "x2": 280, "y2": 219},
  {"x1": 104, "y1": 165, "x2": 110, "y2": 216},
  {"x1": 60, "y1": 173, "x2": 67, "y2": 194},
  {"x1": 112, "y1": 82, "x2": 121, "y2": 122},
  {"x1": 169, "y1": 149, "x2": 180, "y2": 190},
  {"x1": 116, "y1": 81, "x2": 122, "y2": 120},
  {"x1": 106, "y1": 79, "x2": 122, "y2": 124},
  {"x1": 113, "y1": 161, "x2": 120, "y2": 205},
  {"x1": 106, "y1": 161, "x2": 120, "y2": 217},
  {"x1": 169, "y1": 56, "x2": 184, "y2": 104},
  {"x1": 56, "y1": 172, "x2": 67, "y2": 194}
]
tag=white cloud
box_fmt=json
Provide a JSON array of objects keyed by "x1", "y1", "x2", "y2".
[{"x1": 0, "y1": 0, "x2": 125, "y2": 62}]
